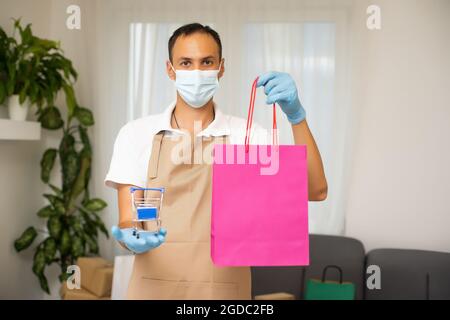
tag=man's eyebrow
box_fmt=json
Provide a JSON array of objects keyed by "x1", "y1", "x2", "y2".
[{"x1": 178, "y1": 56, "x2": 216, "y2": 61}]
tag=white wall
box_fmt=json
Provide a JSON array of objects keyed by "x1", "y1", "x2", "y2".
[
  {"x1": 345, "y1": 0, "x2": 450, "y2": 253},
  {"x1": 0, "y1": 0, "x2": 53, "y2": 299}
]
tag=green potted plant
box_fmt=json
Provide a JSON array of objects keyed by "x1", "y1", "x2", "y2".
[
  {"x1": 1, "y1": 19, "x2": 109, "y2": 294},
  {"x1": 0, "y1": 23, "x2": 11, "y2": 108},
  {"x1": 0, "y1": 19, "x2": 77, "y2": 120}
]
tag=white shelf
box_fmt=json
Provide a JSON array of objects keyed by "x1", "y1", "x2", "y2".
[{"x1": 0, "y1": 119, "x2": 41, "y2": 141}]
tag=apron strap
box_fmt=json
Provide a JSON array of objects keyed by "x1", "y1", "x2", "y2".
[
  {"x1": 147, "y1": 131, "x2": 229, "y2": 181},
  {"x1": 147, "y1": 131, "x2": 165, "y2": 179}
]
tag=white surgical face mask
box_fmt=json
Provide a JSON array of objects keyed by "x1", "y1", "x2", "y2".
[{"x1": 170, "y1": 61, "x2": 221, "y2": 108}]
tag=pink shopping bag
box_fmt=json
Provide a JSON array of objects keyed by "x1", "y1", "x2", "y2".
[{"x1": 211, "y1": 77, "x2": 309, "y2": 266}]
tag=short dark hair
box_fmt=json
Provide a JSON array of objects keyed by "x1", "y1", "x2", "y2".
[{"x1": 168, "y1": 23, "x2": 222, "y2": 62}]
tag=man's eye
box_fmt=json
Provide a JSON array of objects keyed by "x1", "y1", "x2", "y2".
[
  {"x1": 180, "y1": 61, "x2": 190, "y2": 66},
  {"x1": 203, "y1": 60, "x2": 213, "y2": 65}
]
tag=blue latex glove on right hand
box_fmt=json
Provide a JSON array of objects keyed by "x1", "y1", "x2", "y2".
[
  {"x1": 111, "y1": 226, "x2": 167, "y2": 254},
  {"x1": 256, "y1": 71, "x2": 306, "y2": 125}
]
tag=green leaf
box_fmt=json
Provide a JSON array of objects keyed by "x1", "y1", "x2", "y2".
[
  {"x1": 38, "y1": 107, "x2": 64, "y2": 130},
  {"x1": 59, "y1": 133, "x2": 80, "y2": 200},
  {"x1": 6, "y1": 76, "x2": 15, "y2": 96},
  {"x1": 69, "y1": 66, "x2": 77, "y2": 80},
  {"x1": 80, "y1": 209, "x2": 98, "y2": 238},
  {"x1": 47, "y1": 216, "x2": 62, "y2": 239},
  {"x1": 29, "y1": 82, "x2": 38, "y2": 104},
  {"x1": 0, "y1": 82, "x2": 6, "y2": 105},
  {"x1": 59, "y1": 272, "x2": 70, "y2": 283},
  {"x1": 40, "y1": 148, "x2": 57, "y2": 183},
  {"x1": 14, "y1": 227, "x2": 37, "y2": 252},
  {"x1": 37, "y1": 205, "x2": 55, "y2": 218},
  {"x1": 13, "y1": 18, "x2": 22, "y2": 32},
  {"x1": 24, "y1": 45, "x2": 45, "y2": 56},
  {"x1": 83, "y1": 158, "x2": 92, "y2": 192},
  {"x1": 62, "y1": 84, "x2": 76, "y2": 118},
  {"x1": 67, "y1": 148, "x2": 91, "y2": 210},
  {"x1": 33, "y1": 37, "x2": 58, "y2": 50},
  {"x1": 84, "y1": 198, "x2": 107, "y2": 212},
  {"x1": 19, "y1": 89, "x2": 26, "y2": 105},
  {"x1": 60, "y1": 59, "x2": 71, "y2": 80},
  {"x1": 43, "y1": 238, "x2": 57, "y2": 263},
  {"x1": 69, "y1": 216, "x2": 84, "y2": 236},
  {"x1": 60, "y1": 229, "x2": 71, "y2": 256},
  {"x1": 21, "y1": 24, "x2": 33, "y2": 44},
  {"x1": 59, "y1": 133, "x2": 75, "y2": 159},
  {"x1": 71, "y1": 236, "x2": 84, "y2": 258},
  {"x1": 83, "y1": 233, "x2": 98, "y2": 254},
  {"x1": 44, "y1": 194, "x2": 65, "y2": 215},
  {"x1": 37, "y1": 273, "x2": 50, "y2": 294},
  {"x1": 92, "y1": 213, "x2": 109, "y2": 239},
  {"x1": 48, "y1": 184, "x2": 63, "y2": 198},
  {"x1": 0, "y1": 26, "x2": 8, "y2": 39},
  {"x1": 74, "y1": 106, "x2": 94, "y2": 126},
  {"x1": 82, "y1": 188, "x2": 90, "y2": 207},
  {"x1": 6, "y1": 60, "x2": 16, "y2": 96},
  {"x1": 19, "y1": 80, "x2": 29, "y2": 104},
  {"x1": 61, "y1": 150, "x2": 79, "y2": 194},
  {"x1": 78, "y1": 126, "x2": 91, "y2": 152},
  {"x1": 98, "y1": 221, "x2": 109, "y2": 239},
  {"x1": 32, "y1": 246, "x2": 46, "y2": 275}
]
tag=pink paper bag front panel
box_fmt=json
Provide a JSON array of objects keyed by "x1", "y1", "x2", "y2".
[{"x1": 211, "y1": 144, "x2": 309, "y2": 266}]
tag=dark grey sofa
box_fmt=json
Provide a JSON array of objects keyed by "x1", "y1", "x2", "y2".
[{"x1": 251, "y1": 234, "x2": 450, "y2": 300}]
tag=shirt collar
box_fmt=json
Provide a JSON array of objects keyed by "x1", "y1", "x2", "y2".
[{"x1": 158, "y1": 101, "x2": 230, "y2": 137}]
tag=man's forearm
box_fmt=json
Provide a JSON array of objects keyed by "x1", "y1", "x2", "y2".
[{"x1": 292, "y1": 120, "x2": 328, "y2": 201}]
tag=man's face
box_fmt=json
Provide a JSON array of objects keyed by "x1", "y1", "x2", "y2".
[{"x1": 167, "y1": 32, "x2": 224, "y2": 80}]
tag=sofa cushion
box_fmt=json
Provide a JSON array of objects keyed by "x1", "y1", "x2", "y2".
[{"x1": 365, "y1": 249, "x2": 450, "y2": 300}]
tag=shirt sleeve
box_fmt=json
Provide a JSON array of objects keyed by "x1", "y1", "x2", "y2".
[{"x1": 104, "y1": 123, "x2": 147, "y2": 189}]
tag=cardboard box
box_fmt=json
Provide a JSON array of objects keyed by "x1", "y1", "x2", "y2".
[
  {"x1": 60, "y1": 282, "x2": 110, "y2": 300},
  {"x1": 254, "y1": 292, "x2": 296, "y2": 300},
  {"x1": 76, "y1": 257, "x2": 114, "y2": 297}
]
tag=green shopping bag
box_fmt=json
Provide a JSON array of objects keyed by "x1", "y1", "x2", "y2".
[{"x1": 304, "y1": 265, "x2": 355, "y2": 300}]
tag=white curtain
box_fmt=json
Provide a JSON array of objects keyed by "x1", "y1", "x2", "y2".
[
  {"x1": 82, "y1": 0, "x2": 354, "y2": 258},
  {"x1": 127, "y1": 23, "x2": 180, "y2": 118},
  {"x1": 243, "y1": 23, "x2": 339, "y2": 234}
]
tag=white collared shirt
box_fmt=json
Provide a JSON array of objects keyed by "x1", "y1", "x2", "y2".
[{"x1": 105, "y1": 101, "x2": 268, "y2": 189}]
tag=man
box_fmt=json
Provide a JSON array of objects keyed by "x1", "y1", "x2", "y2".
[{"x1": 105, "y1": 23, "x2": 327, "y2": 299}]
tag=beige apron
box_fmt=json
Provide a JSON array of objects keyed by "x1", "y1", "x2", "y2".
[{"x1": 126, "y1": 131, "x2": 252, "y2": 299}]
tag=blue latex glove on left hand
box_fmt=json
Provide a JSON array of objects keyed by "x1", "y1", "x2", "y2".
[
  {"x1": 111, "y1": 226, "x2": 167, "y2": 254},
  {"x1": 256, "y1": 71, "x2": 306, "y2": 125}
]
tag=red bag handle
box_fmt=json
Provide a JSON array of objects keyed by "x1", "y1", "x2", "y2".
[{"x1": 244, "y1": 77, "x2": 278, "y2": 153}]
